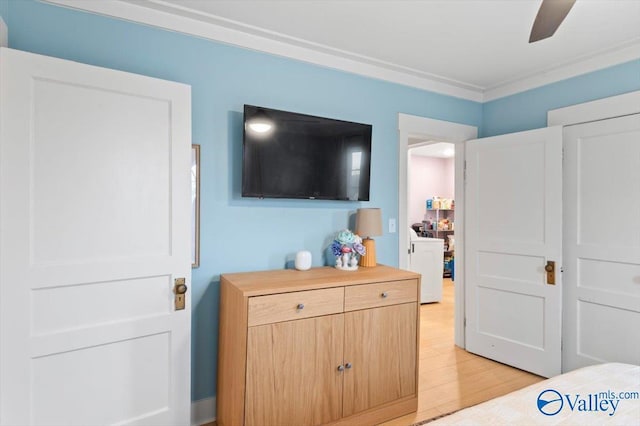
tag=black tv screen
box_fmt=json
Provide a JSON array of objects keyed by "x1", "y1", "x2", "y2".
[{"x1": 242, "y1": 105, "x2": 372, "y2": 201}]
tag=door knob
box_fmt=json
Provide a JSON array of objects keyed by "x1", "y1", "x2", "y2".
[
  {"x1": 545, "y1": 261, "x2": 556, "y2": 285},
  {"x1": 345, "y1": 362, "x2": 352, "y2": 369},
  {"x1": 337, "y1": 364, "x2": 345, "y2": 372},
  {"x1": 296, "y1": 303, "x2": 305, "y2": 310},
  {"x1": 174, "y1": 278, "x2": 188, "y2": 310}
]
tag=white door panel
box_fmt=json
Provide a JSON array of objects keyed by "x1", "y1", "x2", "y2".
[
  {"x1": 475, "y1": 141, "x2": 547, "y2": 249},
  {"x1": 0, "y1": 48, "x2": 191, "y2": 425},
  {"x1": 32, "y1": 333, "x2": 171, "y2": 426},
  {"x1": 31, "y1": 78, "x2": 171, "y2": 263},
  {"x1": 465, "y1": 126, "x2": 562, "y2": 378},
  {"x1": 563, "y1": 113, "x2": 640, "y2": 372}
]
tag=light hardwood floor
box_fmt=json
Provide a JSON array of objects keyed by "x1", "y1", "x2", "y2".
[
  {"x1": 205, "y1": 279, "x2": 543, "y2": 426},
  {"x1": 379, "y1": 278, "x2": 543, "y2": 425}
]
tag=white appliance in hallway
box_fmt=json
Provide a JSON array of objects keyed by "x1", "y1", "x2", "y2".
[{"x1": 408, "y1": 229, "x2": 444, "y2": 303}]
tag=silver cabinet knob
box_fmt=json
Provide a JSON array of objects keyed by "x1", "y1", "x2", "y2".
[
  {"x1": 337, "y1": 364, "x2": 345, "y2": 372},
  {"x1": 297, "y1": 303, "x2": 304, "y2": 310},
  {"x1": 381, "y1": 292, "x2": 388, "y2": 298},
  {"x1": 345, "y1": 362, "x2": 352, "y2": 369}
]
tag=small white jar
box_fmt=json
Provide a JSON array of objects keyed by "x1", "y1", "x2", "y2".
[{"x1": 294, "y1": 250, "x2": 312, "y2": 271}]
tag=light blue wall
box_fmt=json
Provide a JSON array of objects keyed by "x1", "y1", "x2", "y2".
[
  {"x1": 5, "y1": 0, "x2": 482, "y2": 402},
  {"x1": 0, "y1": 0, "x2": 8, "y2": 28},
  {"x1": 482, "y1": 59, "x2": 640, "y2": 137}
]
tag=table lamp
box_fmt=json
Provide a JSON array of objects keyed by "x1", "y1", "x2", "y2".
[{"x1": 356, "y1": 208, "x2": 383, "y2": 267}]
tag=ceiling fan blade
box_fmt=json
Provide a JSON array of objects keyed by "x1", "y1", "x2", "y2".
[{"x1": 529, "y1": 0, "x2": 576, "y2": 43}]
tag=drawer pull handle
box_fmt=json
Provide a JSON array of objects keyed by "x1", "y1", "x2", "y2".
[
  {"x1": 297, "y1": 303, "x2": 305, "y2": 310},
  {"x1": 381, "y1": 292, "x2": 388, "y2": 298},
  {"x1": 337, "y1": 364, "x2": 345, "y2": 372},
  {"x1": 345, "y1": 362, "x2": 352, "y2": 369}
]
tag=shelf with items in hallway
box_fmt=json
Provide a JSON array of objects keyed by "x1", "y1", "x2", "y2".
[{"x1": 423, "y1": 197, "x2": 455, "y2": 278}]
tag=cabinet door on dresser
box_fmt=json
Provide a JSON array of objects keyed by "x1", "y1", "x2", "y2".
[
  {"x1": 245, "y1": 314, "x2": 345, "y2": 426},
  {"x1": 342, "y1": 303, "x2": 418, "y2": 417}
]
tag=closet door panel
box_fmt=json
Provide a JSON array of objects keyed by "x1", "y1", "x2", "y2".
[{"x1": 563, "y1": 113, "x2": 640, "y2": 371}]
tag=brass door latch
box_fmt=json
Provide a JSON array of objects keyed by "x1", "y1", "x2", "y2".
[
  {"x1": 174, "y1": 278, "x2": 188, "y2": 310},
  {"x1": 545, "y1": 261, "x2": 556, "y2": 285}
]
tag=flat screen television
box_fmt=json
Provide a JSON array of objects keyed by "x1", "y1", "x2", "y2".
[{"x1": 242, "y1": 105, "x2": 372, "y2": 201}]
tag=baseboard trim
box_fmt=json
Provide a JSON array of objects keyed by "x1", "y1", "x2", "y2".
[{"x1": 191, "y1": 396, "x2": 216, "y2": 426}]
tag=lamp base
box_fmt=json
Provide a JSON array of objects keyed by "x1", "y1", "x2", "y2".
[{"x1": 359, "y1": 238, "x2": 377, "y2": 267}]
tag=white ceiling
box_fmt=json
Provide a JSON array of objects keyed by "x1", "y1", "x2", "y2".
[
  {"x1": 51, "y1": 0, "x2": 640, "y2": 101},
  {"x1": 409, "y1": 142, "x2": 455, "y2": 158}
]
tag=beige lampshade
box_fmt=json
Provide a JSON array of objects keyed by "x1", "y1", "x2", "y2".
[{"x1": 355, "y1": 208, "x2": 382, "y2": 238}]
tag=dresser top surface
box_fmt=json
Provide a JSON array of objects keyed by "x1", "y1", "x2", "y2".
[{"x1": 221, "y1": 265, "x2": 420, "y2": 296}]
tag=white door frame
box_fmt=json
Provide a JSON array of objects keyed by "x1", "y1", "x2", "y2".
[
  {"x1": 398, "y1": 113, "x2": 477, "y2": 348},
  {"x1": 548, "y1": 90, "x2": 640, "y2": 126}
]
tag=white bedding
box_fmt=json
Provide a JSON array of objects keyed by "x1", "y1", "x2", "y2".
[{"x1": 430, "y1": 363, "x2": 640, "y2": 425}]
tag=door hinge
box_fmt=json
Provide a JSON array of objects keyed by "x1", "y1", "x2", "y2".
[
  {"x1": 463, "y1": 160, "x2": 467, "y2": 183},
  {"x1": 464, "y1": 317, "x2": 467, "y2": 327}
]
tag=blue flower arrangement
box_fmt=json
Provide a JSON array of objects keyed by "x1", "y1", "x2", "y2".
[{"x1": 331, "y1": 229, "x2": 366, "y2": 270}]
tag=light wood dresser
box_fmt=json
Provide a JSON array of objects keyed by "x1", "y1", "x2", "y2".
[{"x1": 217, "y1": 265, "x2": 421, "y2": 426}]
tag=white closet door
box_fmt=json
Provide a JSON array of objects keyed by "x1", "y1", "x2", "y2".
[
  {"x1": 465, "y1": 126, "x2": 563, "y2": 378},
  {"x1": 0, "y1": 48, "x2": 192, "y2": 425},
  {"x1": 563, "y1": 113, "x2": 640, "y2": 372}
]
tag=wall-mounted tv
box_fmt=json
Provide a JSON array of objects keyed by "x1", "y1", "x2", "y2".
[{"x1": 242, "y1": 105, "x2": 372, "y2": 201}]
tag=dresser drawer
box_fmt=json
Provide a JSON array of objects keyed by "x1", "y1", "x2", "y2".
[
  {"x1": 344, "y1": 279, "x2": 418, "y2": 311},
  {"x1": 248, "y1": 287, "x2": 344, "y2": 327}
]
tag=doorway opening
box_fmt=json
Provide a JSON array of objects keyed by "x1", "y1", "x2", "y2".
[
  {"x1": 395, "y1": 114, "x2": 545, "y2": 425},
  {"x1": 407, "y1": 141, "x2": 455, "y2": 305},
  {"x1": 397, "y1": 113, "x2": 477, "y2": 348}
]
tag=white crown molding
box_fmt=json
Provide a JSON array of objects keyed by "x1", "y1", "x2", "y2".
[
  {"x1": 398, "y1": 113, "x2": 478, "y2": 142},
  {"x1": 191, "y1": 396, "x2": 215, "y2": 426},
  {"x1": 483, "y1": 40, "x2": 640, "y2": 102},
  {"x1": 43, "y1": 0, "x2": 640, "y2": 103},
  {"x1": 42, "y1": 0, "x2": 484, "y2": 101}
]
